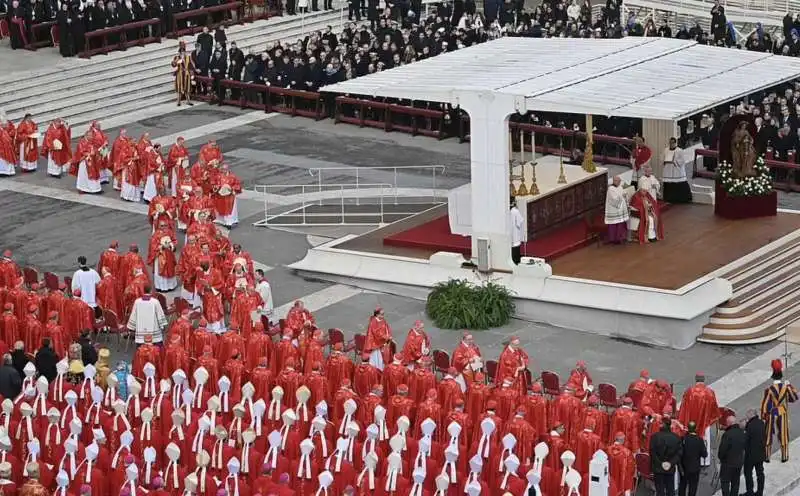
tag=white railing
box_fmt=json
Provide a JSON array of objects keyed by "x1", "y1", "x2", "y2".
[
  {"x1": 252, "y1": 183, "x2": 443, "y2": 226},
  {"x1": 307, "y1": 164, "x2": 446, "y2": 205}
]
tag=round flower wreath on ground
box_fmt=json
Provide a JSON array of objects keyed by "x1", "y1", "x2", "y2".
[{"x1": 717, "y1": 156, "x2": 772, "y2": 197}]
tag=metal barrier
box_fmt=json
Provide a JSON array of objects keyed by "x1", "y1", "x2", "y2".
[
  {"x1": 254, "y1": 183, "x2": 400, "y2": 226},
  {"x1": 307, "y1": 165, "x2": 446, "y2": 205}
]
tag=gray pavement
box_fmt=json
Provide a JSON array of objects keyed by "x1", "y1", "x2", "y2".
[{"x1": 2, "y1": 105, "x2": 800, "y2": 495}]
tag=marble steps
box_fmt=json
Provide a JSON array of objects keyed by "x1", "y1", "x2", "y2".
[
  {"x1": 1, "y1": 10, "x2": 340, "y2": 125},
  {"x1": 698, "y1": 239, "x2": 800, "y2": 345}
]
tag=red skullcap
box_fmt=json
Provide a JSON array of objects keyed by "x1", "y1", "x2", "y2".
[
  {"x1": 73, "y1": 289, "x2": 82, "y2": 296},
  {"x1": 486, "y1": 400, "x2": 497, "y2": 410},
  {"x1": 2, "y1": 250, "x2": 10, "y2": 258},
  {"x1": 361, "y1": 352, "x2": 370, "y2": 361},
  {"x1": 285, "y1": 358, "x2": 296, "y2": 368},
  {"x1": 341, "y1": 378, "x2": 351, "y2": 387},
  {"x1": 576, "y1": 360, "x2": 586, "y2": 368},
  {"x1": 27, "y1": 304, "x2": 37, "y2": 313},
  {"x1": 531, "y1": 382, "x2": 542, "y2": 393},
  {"x1": 393, "y1": 353, "x2": 403, "y2": 362},
  {"x1": 640, "y1": 369, "x2": 650, "y2": 378},
  {"x1": 397, "y1": 384, "x2": 409, "y2": 394},
  {"x1": 454, "y1": 398, "x2": 465, "y2": 407},
  {"x1": 426, "y1": 389, "x2": 437, "y2": 400},
  {"x1": 587, "y1": 394, "x2": 599, "y2": 405},
  {"x1": 622, "y1": 397, "x2": 633, "y2": 405},
  {"x1": 447, "y1": 367, "x2": 457, "y2": 376},
  {"x1": 110, "y1": 240, "x2": 119, "y2": 248}
]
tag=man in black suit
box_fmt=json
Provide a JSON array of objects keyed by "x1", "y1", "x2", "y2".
[
  {"x1": 744, "y1": 409, "x2": 766, "y2": 496},
  {"x1": 679, "y1": 421, "x2": 707, "y2": 496},
  {"x1": 719, "y1": 415, "x2": 747, "y2": 496},
  {"x1": 650, "y1": 417, "x2": 682, "y2": 496}
]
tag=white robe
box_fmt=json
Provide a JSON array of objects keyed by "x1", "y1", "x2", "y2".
[
  {"x1": 127, "y1": 297, "x2": 167, "y2": 344},
  {"x1": 0, "y1": 158, "x2": 15, "y2": 176},
  {"x1": 153, "y1": 258, "x2": 178, "y2": 292},
  {"x1": 143, "y1": 174, "x2": 159, "y2": 202},
  {"x1": 47, "y1": 153, "x2": 69, "y2": 176},
  {"x1": 256, "y1": 280, "x2": 274, "y2": 320},
  {"x1": 637, "y1": 175, "x2": 660, "y2": 199},
  {"x1": 71, "y1": 268, "x2": 101, "y2": 308},
  {"x1": 604, "y1": 185, "x2": 629, "y2": 225},
  {"x1": 76, "y1": 160, "x2": 102, "y2": 193},
  {"x1": 19, "y1": 143, "x2": 36, "y2": 171},
  {"x1": 662, "y1": 147, "x2": 688, "y2": 184}
]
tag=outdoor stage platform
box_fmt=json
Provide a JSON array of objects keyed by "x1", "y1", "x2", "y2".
[{"x1": 291, "y1": 201, "x2": 800, "y2": 349}]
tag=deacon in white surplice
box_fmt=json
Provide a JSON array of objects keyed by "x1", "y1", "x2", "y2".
[
  {"x1": 127, "y1": 289, "x2": 168, "y2": 345},
  {"x1": 662, "y1": 137, "x2": 693, "y2": 204},
  {"x1": 604, "y1": 175, "x2": 629, "y2": 244}
]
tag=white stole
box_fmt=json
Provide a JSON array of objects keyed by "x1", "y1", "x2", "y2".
[
  {"x1": 170, "y1": 423, "x2": 185, "y2": 441},
  {"x1": 144, "y1": 375, "x2": 156, "y2": 398},
  {"x1": 410, "y1": 481, "x2": 425, "y2": 496},
  {"x1": 113, "y1": 413, "x2": 131, "y2": 433},
  {"x1": 111, "y1": 445, "x2": 129, "y2": 469},
  {"x1": 54, "y1": 373, "x2": 66, "y2": 402},
  {"x1": 85, "y1": 402, "x2": 102, "y2": 425},
  {"x1": 192, "y1": 383, "x2": 205, "y2": 409},
  {"x1": 61, "y1": 403, "x2": 77, "y2": 428},
  {"x1": 313, "y1": 427, "x2": 328, "y2": 458},
  {"x1": 357, "y1": 465, "x2": 376, "y2": 490},
  {"x1": 45, "y1": 423, "x2": 62, "y2": 447},
  {"x1": 128, "y1": 394, "x2": 142, "y2": 418},
  {"x1": 225, "y1": 475, "x2": 240, "y2": 496},
  {"x1": 165, "y1": 460, "x2": 180, "y2": 489},
  {"x1": 296, "y1": 451, "x2": 312, "y2": 479},
  {"x1": 192, "y1": 429, "x2": 206, "y2": 453},
  {"x1": 140, "y1": 421, "x2": 152, "y2": 441},
  {"x1": 267, "y1": 396, "x2": 281, "y2": 421},
  {"x1": 477, "y1": 430, "x2": 492, "y2": 458},
  {"x1": 32, "y1": 392, "x2": 48, "y2": 416},
  {"x1": 59, "y1": 452, "x2": 77, "y2": 478},
  {"x1": 442, "y1": 459, "x2": 457, "y2": 483},
  {"x1": 241, "y1": 442, "x2": 251, "y2": 474},
  {"x1": 384, "y1": 464, "x2": 399, "y2": 492},
  {"x1": 212, "y1": 439, "x2": 225, "y2": 470},
  {"x1": 464, "y1": 471, "x2": 480, "y2": 493}
]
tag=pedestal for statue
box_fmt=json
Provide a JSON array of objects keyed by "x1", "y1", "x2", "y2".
[{"x1": 714, "y1": 183, "x2": 777, "y2": 219}]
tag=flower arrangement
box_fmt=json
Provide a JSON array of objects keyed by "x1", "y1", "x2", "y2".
[{"x1": 717, "y1": 156, "x2": 772, "y2": 197}]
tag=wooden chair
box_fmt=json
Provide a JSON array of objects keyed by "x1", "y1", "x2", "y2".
[
  {"x1": 328, "y1": 328, "x2": 344, "y2": 354},
  {"x1": 583, "y1": 209, "x2": 607, "y2": 246},
  {"x1": 23, "y1": 267, "x2": 39, "y2": 287},
  {"x1": 633, "y1": 452, "x2": 654, "y2": 492},
  {"x1": 598, "y1": 383, "x2": 619, "y2": 410},
  {"x1": 432, "y1": 349, "x2": 451, "y2": 377},
  {"x1": 44, "y1": 272, "x2": 60, "y2": 292},
  {"x1": 541, "y1": 370, "x2": 560, "y2": 397},
  {"x1": 485, "y1": 360, "x2": 498, "y2": 383}
]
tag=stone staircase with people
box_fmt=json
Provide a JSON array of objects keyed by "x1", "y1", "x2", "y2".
[
  {"x1": 698, "y1": 234, "x2": 800, "y2": 345},
  {"x1": 0, "y1": 9, "x2": 342, "y2": 127}
]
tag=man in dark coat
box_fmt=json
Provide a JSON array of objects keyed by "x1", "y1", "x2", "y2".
[
  {"x1": 79, "y1": 331, "x2": 98, "y2": 366},
  {"x1": 34, "y1": 338, "x2": 58, "y2": 382},
  {"x1": 719, "y1": 415, "x2": 747, "y2": 496},
  {"x1": 650, "y1": 418, "x2": 682, "y2": 496},
  {"x1": 0, "y1": 354, "x2": 22, "y2": 400},
  {"x1": 744, "y1": 409, "x2": 766, "y2": 496},
  {"x1": 679, "y1": 421, "x2": 707, "y2": 496},
  {"x1": 11, "y1": 342, "x2": 29, "y2": 378}
]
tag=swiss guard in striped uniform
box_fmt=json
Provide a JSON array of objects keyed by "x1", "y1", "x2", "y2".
[{"x1": 761, "y1": 359, "x2": 798, "y2": 462}]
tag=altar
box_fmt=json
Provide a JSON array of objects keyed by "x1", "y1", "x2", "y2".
[{"x1": 448, "y1": 157, "x2": 608, "y2": 241}]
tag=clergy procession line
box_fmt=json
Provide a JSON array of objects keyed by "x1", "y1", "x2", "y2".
[{"x1": 0, "y1": 112, "x2": 243, "y2": 229}]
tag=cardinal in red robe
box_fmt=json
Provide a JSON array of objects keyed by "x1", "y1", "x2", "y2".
[
  {"x1": 408, "y1": 357, "x2": 437, "y2": 404},
  {"x1": 1, "y1": 303, "x2": 20, "y2": 349},
  {"x1": 23, "y1": 303, "x2": 43, "y2": 353},
  {"x1": 166, "y1": 137, "x2": 190, "y2": 194},
  {"x1": 133, "y1": 334, "x2": 163, "y2": 384},
  {"x1": 166, "y1": 309, "x2": 193, "y2": 348},
  {"x1": 550, "y1": 386, "x2": 586, "y2": 444},
  {"x1": 574, "y1": 419, "x2": 603, "y2": 474},
  {"x1": 273, "y1": 329, "x2": 300, "y2": 377},
  {"x1": 353, "y1": 353, "x2": 382, "y2": 398},
  {"x1": 607, "y1": 433, "x2": 636, "y2": 495},
  {"x1": 148, "y1": 221, "x2": 179, "y2": 292},
  {"x1": 678, "y1": 372, "x2": 719, "y2": 442},
  {"x1": 491, "y1": 379, "x2": 520, "y2": 423},
  {"x1": 223, "y1": 352, "x2": 246, "y2": 406},
  {"x1": 15, "y1": 114, "x2": 38, "y2": 171},
  {"x1": 584, "y1": 394, "x2": 610, "y2": 444},
  {"x1": 217, "y1": 328, "x2": 245, "y2": 365},
  {"x1": 387, "y1": 384, "x2": 414, "y2": 429},
  {"x1": 275, "y1": 358, "x2": 302, "y2": 409},
  {"x1": 466, "y1": 372, "x2": 492, "y2": 426},
  {"x1": 250, "y1": 357, "x2": 274, "y2": 403},
  {"x1": 119, "y1": 245, "x2": 149, "y2": 294},
  {"x1": 365, "y1": 307, "x2": 392, "y2": 370},
  {"x1": 284, "y1": 300, "x2": 315, "y2": 339},
  {"x1": 96, "y1": 268, "x2": 122, "y2": 318},
  {"x1": 611, "y1": 397, "x2": 643, "y2": 453},
  {"x1": 211, "y1": 164, "x2": 242, "y2": 226},
  {"x1": 544, "y1": 425, "x2": 568, "y2": 474},
  {"x1": 401, "y1": 320, "x2": 430, "y2": 367},
  {"x1": 196, "y1": 260, "x2": 225, "y2": 330},
  {"x1": 229, "y1": 284, "x2": 262, "y2": 342},
  {"x1": 148, "y1": 194, "x2": 178, "y2": 232},
  {"x1": 44, "y1": 310, "x2": 67, "y2": 357},
  {"x1": 245, "y1": 323, "x2": 272, "y2": 372},
  {"x1": 325, "y1": 342, "x2": 354, "y2": 399},
  {"x1": 416, "y1": 389, "x2": 444, "y2": 440},
  {"x1": 452, "y1": 333, "x2": 482, "y2": 388},
  {"x1": 564, "y1": 360, "x2": 593, "y2": 400},
  {"x1": 438, "y1": 368, "x2": 465, "y2": 415},
  {"x1": 503, "y1": 408, "x2": 538, "y2": 466},
  {"x1": 300, "y1": 328, "x2": 325, "y2": 375},
  {"x1": 629, "y1": 187, "x2": 664, "y2": 244},
  {"x1": 163, "y1": 333, "x2": 191, "y2": 377},
  {"x1": 42, "y1": 118, "x2": 72, "y2": 177},
  {"x1": 495, "y1": 336, "x2": 529, "y2": 397}
]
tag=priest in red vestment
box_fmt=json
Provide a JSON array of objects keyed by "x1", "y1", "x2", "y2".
[
  {"x1": 44, "y1": 311, "x2": 67, "y2": 358},
  {"x1": 495, "y1": 336, "x2": 529, "y2": 396},
  {"x1": 611, "y1": 397, "x2": 643, "y2": 453},
  {"x1": 148, "y1": 221, "x2": 179, "y2": 293},
  {"x1": 574, "y1": 419, "x2": 603, "y2": 474},
  {"x1": 678, "y1": 372, "x2": 719, "y2": 445},
  {"x1": 640, "y1": 379, "x2": 673, "y2": 417},
  {"x1": 629, "y1": 187, "x2": 664, "y2": 244},
  {"x1": 196, "y1": 260, "x2": 225, "y2": 331},
  {"x1": 119, "y1": 245, "x2": 148, "y2": 292},
  {"x1": 364, "y1": 307, "x2": 392, "y2": 371},
  {"x1": 166, "y1": 309, "x2": 193, "y2": 347},
  {"x1": 275, "y1": 358, "x2": 302, "y2": 409},
  {"x1": 607, "y1": 432, "x2": 636, "y2": 495},
  {"x1": 133, "y1": 334, "x2": 163, "y2": 379},
  {"x1": 229, "y1": 283, "x2": 262, "y2": 342},
  {"x1": 164, "y1": 333, "x2": 191, "y2": 377},
  {"x1": 272, "y1": 330, "x2": 300, "y2": 377},
  {"x1": 22, "y1": 304, "x2": 43, "y2": 352},
  {"x1": 584, "y1": 395, "x2": 610, "y2": 444},
  {"x1": 70, "y1": 131, "x2": 102, "y2": 194},
  {"x1": 42, "y1": 118, "x2": 72, "y2": 177},
  {"x1": 387, "y1": 384, "x2": 414, "y2": 428},
  {"x1": 0, "y1": 122, "x2": 17, "y2": 177},
  {"x1": 98, "y1": 241, "x2": 122, "y2": 285},
  {"x1": 503, "y1": 408, "x2": 537, "y2": 465},
  {"x1": 1, "y1": 303, "x2": 20, "y2": 350},
  {"x1": 148, "y1": 194, "x2": 178, "y2": 233},
  {"x1": 353, "y1": 353, "x2": 382, "y2": 398},
  {"x1": 551, "y1": 386, "x2": 586, "y2": 444},
  {"x1": 380, "y1": 353, "x2": 407, "y2": 398},
  {"x1": 325, "y1": 342, "x2": 354, "y2": 399},
  {"x1": 564, "y1": 360, "x2": 593, "y2": 400},
  {"x1": 211, "y1": 164, "x2": 242, "y2": 227},
  {"x1": 245, "y1": 323, "x2": 271, "y2": 372},
  {"x1": 166, "y1": 137, "x2": 190, "y2": 196},
  {"x1": 110, "y1": 129, "x2": 133, "y2": 190},
  {"x1": 97, "y1": 268, "x2": 122, "y2": 317},
  {"x1": 15, "y1": 114, "x2": 38, "y2": 172},
  {"x1": 401, "y1": 320, "x2": 430, "y2": 367}
]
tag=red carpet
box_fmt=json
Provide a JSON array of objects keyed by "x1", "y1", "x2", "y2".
[{"x1": 383, "y1": 215, "x2": 595, "y2": 260}]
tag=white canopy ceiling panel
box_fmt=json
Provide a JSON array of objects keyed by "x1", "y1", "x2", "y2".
[{"x1": 321, "y1": 37, "x2": 800, "y2": 122}]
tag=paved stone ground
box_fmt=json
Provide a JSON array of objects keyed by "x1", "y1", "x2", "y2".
[{"x1": 3, "y1": 106, "x2": 800, "y2": 495}]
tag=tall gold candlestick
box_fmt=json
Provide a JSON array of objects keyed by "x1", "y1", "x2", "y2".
[{"x1": 582, "y1": 114, "x2": 597, "y2": 173}]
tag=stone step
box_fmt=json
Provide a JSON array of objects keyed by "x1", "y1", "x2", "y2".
[
  {"x1": 0, "y1": 10, "x2": 338, "y2": 92},
  {"x1": 721, "y1": 258, "x2": 800, "y2": 310},
  {"x1": 720, "y1": 235, "x2": 800, "y2": 284},
  {"x1": 709, "y1": 279, "x2": 800, "y2": 324},
  {"x1": 700, "y1": 294, "x2": 800, "y2": 341},
  {"x1": 726, "y1": 242, "x2": 800, "y2": 293},
  {"x1": 3, "y1": 11, "x2": 340, "y2": 125}
]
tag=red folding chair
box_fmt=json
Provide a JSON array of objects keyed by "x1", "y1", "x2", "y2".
[
  {"x1": 541, "y1": 370, "x2": 560, "y2": 397},
  {"x1": 485, "y1": 360, "x2": 498, "y2": 383},
  {"x1": 63, "y1": 276, "x2": 72, "y2": 295},
  {"x1": 628, "y1": 388, "x2": 644, "y2": 410},
  {"x1": 23, "y1": 267, "x2": 38, "y2": 287},
  {"x1": 634, "y1": 452, "x2": 654, "y2": 492},
  {"x1": 328, "y1": 328, "x2": 344, "y2": 353},
  {"x1": 523, "y1": 368, "x2": 533, "y2": 391},
  {"x1": 0, "y1": 19, "x2": 9, "y2": 39},
  {"x1": 44, "y1": 272, "x2": 60, "y2": 292},
  {"x1": 103, "y1": 309, "x2": 130, "y2": 352},
  {"x1": 388, "y1": 339, "x2": 397, "y2": 357},
  {"x1": 154, "y1": 292, "x2": 169, "y2": 316},
  {"x1": 598, "y1": 383, "x2": 619, "y2": 410},
  {"x1": 432, "y1": 349, "x2": 450, "y2": 377},
  {"x1": 353, "y1": 333, "x2": 366, "y2": 357},
  {"x1": 50, "y1": 25, "x2": 59, "y2": 46}
]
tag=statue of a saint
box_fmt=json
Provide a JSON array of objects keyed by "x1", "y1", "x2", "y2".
[{"x1": 731, "y1": 121, "x2": 757, "y2": 177}]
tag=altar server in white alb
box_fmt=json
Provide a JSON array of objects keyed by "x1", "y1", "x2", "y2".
[
  {"x1": 604, "y1": 175, "x2": 629, "y2": 244},
  {"x1": 127, "y1": 286, "x2": 168, "y2": 345},
  {"x1": 509, "y1": 197, "x2": 524, "y2": 265},
  {"x1": 71, "y1": 256, "x2": 101, "y2": 315},
  {"x1": 662, "y1": 137, "x2": 692, "y2": 204}
]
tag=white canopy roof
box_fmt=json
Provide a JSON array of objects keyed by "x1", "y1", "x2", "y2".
[{"x1": 323, "y1": 37, "x2": 800, "y2": 121}]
